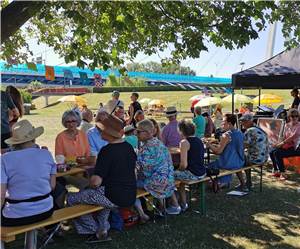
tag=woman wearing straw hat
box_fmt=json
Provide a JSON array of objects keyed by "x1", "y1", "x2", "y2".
[
  {"x1": 67, "y1": 112, "x2": 136, "y2": 243},
  {"x1": 1, "y1": 120, "x2": 57, "y2": 226}
]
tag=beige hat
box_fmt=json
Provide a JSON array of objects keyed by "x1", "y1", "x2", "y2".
[
  {"x1": 165, "y1": 106, "x2": 178, "y2": 117},
  {"x1": 96, "y1": 111, "x2": 124, "y2": 138},
  {"x1": 124, "y1": 125, "x2": 135, "y2": 133},
  {"x1": 5, "y1": 120, "x2": 44, "y2": 145}
]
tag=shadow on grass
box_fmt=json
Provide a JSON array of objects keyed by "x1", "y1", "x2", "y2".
[{"x1": 6, "y1": 171, "x2": 300, "y2": 249}]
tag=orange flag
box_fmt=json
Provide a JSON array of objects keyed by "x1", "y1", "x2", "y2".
[{"x1": 45, "y1": 66, "x2": 55, "y2": 80}]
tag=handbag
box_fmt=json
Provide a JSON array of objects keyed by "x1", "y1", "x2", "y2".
[{"x1": 205, "y1": 166, "x2": 220, "y2": 193}]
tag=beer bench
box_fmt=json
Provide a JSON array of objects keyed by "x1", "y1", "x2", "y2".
[
  {"x1": 1, "y1": 189, "x2": 150, "y2": 249},
  {"x1": 180, "y1": 164, "x2": 264, "y2": 215}
]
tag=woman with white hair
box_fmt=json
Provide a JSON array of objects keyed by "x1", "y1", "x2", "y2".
[
  {"x1": 1, "y1": 120, "x2": 56, "y2": 226},
  {"x1": 135, "y1": 119, "x2": 181, "y2": 217},
  {"x1": 55, "y1": 110, "x2": 92, "y2": 189}
]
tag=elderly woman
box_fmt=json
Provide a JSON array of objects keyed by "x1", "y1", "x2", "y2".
[
  {"x1": 67, "y1": 112, "x2": 136, "y2": 242},
  {"x1": 270, "y1": 108, "x2": 300, "y2": 180},
  {"x1": 1, "y1": 120, "x2": 56, "y2": 226},
  {"x1": 55, "y1": 110, "x2": 92, "y2": 189},
  {"x1": 174, "y1": 120, "x2": 206, "y2": 211},
  {"x1": 79, "y1": 108, "x2": 94, "y2": 133},
  {"x1": 134, "y1": 119, "x2": 180, "y2": 218}
]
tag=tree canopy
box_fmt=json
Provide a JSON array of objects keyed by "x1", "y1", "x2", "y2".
[
  {"x1": 126, "y1": 61, "x2": 196, "y2": 75},
  {"x1": 1, "y1": 1, "x2": 299, "y2": 72}
]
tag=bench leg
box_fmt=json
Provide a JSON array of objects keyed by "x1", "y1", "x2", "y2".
[
  {"x1": 24, "y1": 230, "x2": 37, "y2": 249},
  {"x1": 200, "y1": 182, "x2": 206, "y2": 215},
  {"x1": 259, "y1": 165, "x2": 263, "y2": 193}
]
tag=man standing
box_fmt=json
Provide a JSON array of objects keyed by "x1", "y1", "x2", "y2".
[
  {"x1": 104, "y1": 90, "x2": 124, "y2": 114},
  {"x1": 290, "y1": 89, "x2": 300, "y2": 109},
  {"x1": 1, "y1": 90, "x2": 19, "y2": 152},
  {"x1": 161, "y1": 106, "x2": 181, "y2": 148},
  {"x1": 240, "y1": 114, "x2": 269, "y2": 190},
  {"x1": 127, "y1": 92, "x2": 142, "y2": 126}
]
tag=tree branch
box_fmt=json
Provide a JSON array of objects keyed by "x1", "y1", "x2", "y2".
[{"x1": 1, "y1": 0, "x2": 46, "y2": 43}]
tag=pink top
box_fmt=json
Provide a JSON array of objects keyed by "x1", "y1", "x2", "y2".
[
  {"x1": 55, "y1": 129, "x2": 90, "y2": 159},
  {"x1": 283, "y1": 122, "x2": 300, "y2": 149}
]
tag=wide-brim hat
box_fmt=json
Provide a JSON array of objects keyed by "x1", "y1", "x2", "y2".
[
  {"x1": 5, "y1": 120, "x2": 44, "y2": 145},
  {"x1": 165, "y1": 106, "x2": 178, "y2": 117},
  {"x1": 96, "y1": 111, "x2": 124, "y2": 138}
]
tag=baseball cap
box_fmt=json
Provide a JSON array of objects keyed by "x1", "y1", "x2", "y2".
[{"x1": 239, "y1": 113, "x2": 253, "y2": 122}]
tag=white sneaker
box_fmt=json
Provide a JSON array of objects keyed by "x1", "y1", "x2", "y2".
[{"x1": 166, "y1": 206, "x2": 181, "y2": 215}]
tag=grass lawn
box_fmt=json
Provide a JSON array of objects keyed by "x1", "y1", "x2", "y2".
[
  {"x1": 7, "y1": 171, "x2": 300, "y2": 249},
  {"x1": 5, "y1": 89, "x2": 299, "y2": 249}
]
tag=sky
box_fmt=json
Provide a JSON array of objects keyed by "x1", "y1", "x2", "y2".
[{"x1": 27, "y1": 23, "x2": 285, "y2": 79}]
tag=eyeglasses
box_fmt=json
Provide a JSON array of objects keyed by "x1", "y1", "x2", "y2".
[
  {"x1": 291, "y1": 115, "x2": 299, "y2": 118},
  {"x1": 136, "y1": 129, "x2": 147, "y2": 134},
  {"x1": 65, "y1": 120, "x2": 77, "y2": 123}
]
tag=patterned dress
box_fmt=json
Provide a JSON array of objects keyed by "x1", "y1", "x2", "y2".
[
  {"x1": 137, "y1": 138, "x2": 175, "y2": 199},
  {"x1": 244, "y1": 126, "x2": 269, "y2": 165}
]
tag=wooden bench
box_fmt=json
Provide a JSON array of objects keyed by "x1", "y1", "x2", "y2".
[
  {"x1": 1, "y1": 188, "x2": 149, "y2": 249},
  {"x1": 179, "y1": 164, "x2": 264, "y2": 215}
]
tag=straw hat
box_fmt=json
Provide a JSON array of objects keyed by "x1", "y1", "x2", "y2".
[
  {"x1": 124, "y1": 125, "x2": 135, "y2": 133},
  {"x1": 5, "y1": 120, "x2": 44, "y2": 145},
  {"x1": 165, "y1": 106, "x2": 178, "y2": 117},
  {"x1": 96, "y1": 111, "x2": 124, "y2": 138}
]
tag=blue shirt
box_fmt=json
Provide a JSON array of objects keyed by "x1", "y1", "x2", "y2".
[
  {"x1": 192, "y1": 115, "x2": 206, "y2": 138},
  {"x1": 124, "y1": 135, "x2": 138, "y2": 149},
  {"x1": 87, "y1": 126, "x2": 108, "y2": 156},
  {"x1": 1, "y1": 148, "x2": 56, "y2": 218},
  {"x1": 210, "y1": 129, "x2": 245, "y2": 184}
]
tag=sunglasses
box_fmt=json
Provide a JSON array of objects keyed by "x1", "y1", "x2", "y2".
[
  {"x1": 291, "y1": 115, "x2": 299, "y2": 118},
  {"x1": 136, "y1": 129, "x2": 147, "y2": 134},
  {"x1": 65, "y1": 120, "x2": 77, "y2": 123}
]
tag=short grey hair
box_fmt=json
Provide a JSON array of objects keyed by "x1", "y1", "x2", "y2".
[
  {"x1": 62, "y1": 110, "x2": 81, "y2": 128},
  {"x1": 137, "y1": 119, "x2": 154, "y2": 133}
]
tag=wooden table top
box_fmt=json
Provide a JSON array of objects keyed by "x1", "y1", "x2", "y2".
[{"x1": 56, "y1": 167, "x2": 86, "y2": 177}]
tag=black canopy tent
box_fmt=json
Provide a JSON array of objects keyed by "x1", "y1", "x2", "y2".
[
  {"x1": 229, "y1": 46, "x2": 300, "y2": 113},
  {"x1": 232, "y1": 46, "x2": 300, "y2": 89}
]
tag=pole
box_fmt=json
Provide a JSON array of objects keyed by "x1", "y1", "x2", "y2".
[
  {"x1": 265, "y1": 22, "x2": 277, "y2": 59},
  {"x1": 231, "y1": 88, "x2": 235, "y2": 114},
  {"x1": 258, "y1": 88, "x2": 261, "y2": 106}
]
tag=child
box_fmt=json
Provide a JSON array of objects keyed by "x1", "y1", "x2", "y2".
[{"x1": 193, "y1": 106, "x2": 206, "y2": 138}]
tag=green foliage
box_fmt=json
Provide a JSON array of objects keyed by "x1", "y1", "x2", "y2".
[
  {"x1": 126, "y1": 61, "x2": 196, "y2": 75},
  {"x1": 28, "y1": 80, "x2": 44, "y2": 90},
  {"x1": 1, "y1": 1, "x2": 300, "y2": 69},
  {"x1": 19, "y1": 89, "x2": 32, "y2": 103},
  {"x1": 106, "y1": 74, "x2": 121, "y2": 87}
]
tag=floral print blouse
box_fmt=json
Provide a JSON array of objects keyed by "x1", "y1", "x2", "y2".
[{"x1": 137, "y1": 137, "x2": 175, "y2": 199}]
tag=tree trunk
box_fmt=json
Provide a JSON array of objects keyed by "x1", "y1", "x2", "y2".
[{"x1": 1, "y1": 1, "x2": 46, "y2": 43}]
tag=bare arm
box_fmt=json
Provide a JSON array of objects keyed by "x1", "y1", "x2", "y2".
[
  {"x1": 90, "y1": 175, "x2": 103, "y2": 188},
  {"x1": 207, "y1": 133, "x2": 231, "y2": 155},
  {"x1": 128, "y1": 104, "x2": 134, "y2": 124},
  {"x1": 1, "y1": 184, "x2": 7, "y2": 208},
  {"x1": 179, "y1": 139, "x2": 190, "y2": 170}
]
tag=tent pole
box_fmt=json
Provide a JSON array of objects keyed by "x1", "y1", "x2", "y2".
[
  {"x1": 231, "y1": 88, "x2": 234, "y2": 114},
  {"x1": 258, "y1": 88, "x2": 261, "y2": 106}
]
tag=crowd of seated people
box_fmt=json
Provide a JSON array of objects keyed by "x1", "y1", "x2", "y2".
[{"x1": 1, "y1": 88, "x2": 300, "y2": 245}]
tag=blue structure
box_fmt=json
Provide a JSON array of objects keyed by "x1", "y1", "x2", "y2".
[{"x1": 0, "y1": 62, "x2": 231, "y2": 88}]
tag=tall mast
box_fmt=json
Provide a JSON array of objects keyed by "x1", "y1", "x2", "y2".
[{"x1": 265, "y1": 22, "x2": 277, "y2": 59}]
